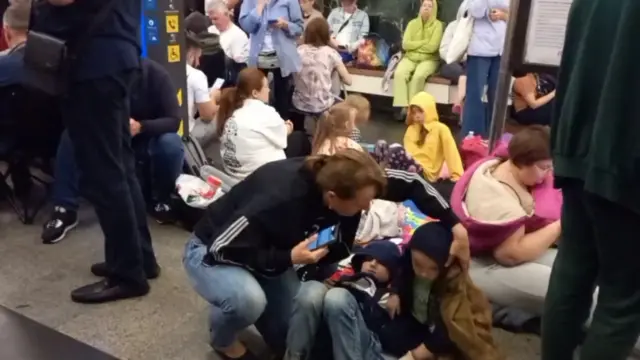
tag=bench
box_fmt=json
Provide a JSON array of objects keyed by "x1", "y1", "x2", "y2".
[{"x1": 345, "y1": 67, "x2": 458, "y2": 105}]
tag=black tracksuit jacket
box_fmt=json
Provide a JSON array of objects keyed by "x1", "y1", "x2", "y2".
[{"x1": 193, "y1": 157, "x2": 459, "y2": 277}]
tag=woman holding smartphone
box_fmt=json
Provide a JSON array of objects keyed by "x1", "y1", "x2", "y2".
[
  {"x1": 182, "y1": 149, "x2": 470, "y2": 360},
  {"x1": 239, "y1": 0, "x2": 304, "y2": 121},
  {"x1": 461, "y1": 0, "x2": 509, "y2": 137}
]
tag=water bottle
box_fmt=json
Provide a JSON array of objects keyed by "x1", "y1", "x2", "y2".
[{"x1": 466, "y1": 131, "x2": 475, "y2": 139}]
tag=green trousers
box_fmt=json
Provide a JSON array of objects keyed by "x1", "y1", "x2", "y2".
[
  {"x1": 542, "y1": 180, "x2": 640, "y2": 360},
  {"x1": 392, "y1": 57, "x2": 440, "y2": 108}
]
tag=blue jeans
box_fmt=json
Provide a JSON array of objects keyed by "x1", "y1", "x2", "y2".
[
  {"x1": 462, "y1": 55, "x2": 501, "y2": 137},
  {"x1": 53, "y1": 130, "x2": 184, "y2": 210},
  {"x1": 183, "y1": 236, "x2": 300, "y2": 353},
  {"x1": 324, "y1": 288, "x2": 385, "y2": 360},
  {"x1": 286, "y1": 280, "x2": 329, "y2": 359},
  {"x1": 286, "y1": 281, "x2": 385, "y2": 360}
]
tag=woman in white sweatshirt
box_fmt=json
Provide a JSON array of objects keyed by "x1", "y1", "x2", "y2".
[{"x1": 217, "y1": 67, "x2": 311, "y2": 180}]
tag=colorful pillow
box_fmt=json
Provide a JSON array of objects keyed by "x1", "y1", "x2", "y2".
[{"x1": 400, "y1": 200, "x2": 439, "y2": 245}]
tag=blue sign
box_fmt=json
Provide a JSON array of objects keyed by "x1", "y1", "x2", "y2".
[
  {"x1": 145, "y1": 0, "x2": 157, "y2": 10},
  {"x1": 147, "y1": 29, "x2": 159, "y2": 44}
]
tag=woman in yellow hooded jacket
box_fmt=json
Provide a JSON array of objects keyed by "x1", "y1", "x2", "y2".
[
  {"x1": 404, "y1": 92, "x2": 463, "y2": 198},
  {"x1": 393, "y1": 0, "x2": 444, "y2": 119}
]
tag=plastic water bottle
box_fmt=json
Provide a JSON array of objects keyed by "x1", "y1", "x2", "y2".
[{"x1": 466, "y1": 131, "x2": 475, "y2": 139}]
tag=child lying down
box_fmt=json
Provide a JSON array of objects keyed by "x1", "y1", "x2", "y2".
[{"x1": 326, "y1": 223, "x2": 504, "y2": 360}]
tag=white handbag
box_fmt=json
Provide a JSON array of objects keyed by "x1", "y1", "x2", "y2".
[{"x1": 444, "y1": 10, "x2": 474, "y2": 64}]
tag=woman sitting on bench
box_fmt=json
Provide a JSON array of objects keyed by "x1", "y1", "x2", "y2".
[
  {"x1": 217, "y1": 67, "x2": 310, "y2": 181},
  {"x1": 393, "y1": 0, "x2": 443, "y2": 120}
]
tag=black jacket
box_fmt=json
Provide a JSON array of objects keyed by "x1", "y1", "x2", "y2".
[
  {"x1": 194, "y1": 158, "x2": 459, "y2": 277},
  {"x1": 551, "y1": 0, "x2": 640, "y2": 214},
  {"x1": 130, "y1": 58, "x2": 180, "y2": 137}
]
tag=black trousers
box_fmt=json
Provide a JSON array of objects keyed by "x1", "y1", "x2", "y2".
[
  {"x1": 513, "y1": 99, "x2": 554, "y2": 126},
  {"x1": 260, "y1": 67, "x2": 291, "y2": 121},
  {"x1": 542, "y1": 180, "x2": 640, "y2": 359},
  {"x1": 284, "y1": 131, "x2": 311, "y2": 158},
  {"x1": 61, "y1": 71, "x2": 157, "y2": 286}
]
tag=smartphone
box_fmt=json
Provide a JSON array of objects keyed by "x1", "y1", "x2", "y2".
[
  {"x1": 308, "y1": 226, "x2": 337, "y2": 250},
  {"x1": 211, "y1": 78, "x2": 225, "y2": 91}
]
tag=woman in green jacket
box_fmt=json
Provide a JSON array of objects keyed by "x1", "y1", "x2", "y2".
[{"x1": 393, "y1": 0, "x2": 443, "y2": 117}]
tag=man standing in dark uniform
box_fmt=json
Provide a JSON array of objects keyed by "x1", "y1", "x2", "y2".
[
  {"x1": 31, "y1": 0, "x2": 159, "y2": 303},
  {"x1": 542, "y1": 0, "x2": 640, "y2": 358}
]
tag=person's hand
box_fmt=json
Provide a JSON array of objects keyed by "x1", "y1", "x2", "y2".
[
  {"x1": 274, "y1": 17, "x2": 289, "y2": 30},
  {"x1": 446, "y1": 223, "x2": 470, "y2": 271},
  {"x1": 387, "y1": 293, "x2": 401, "y2": 319},
  {"x1": 329, "y1": 36, "x2": 340, "y2": 49},
  {"x1": 411, "y1": 344, "x2": 434, "y2": 360},
  {"x1": 490, "y1": 8, "x2": 508, "y2": 21},
  {"x1": 324, "y1": 277, "x2": 337, "y2": 288},
  {"x1": 129, "y1": 119, "x2": 142, "y2": 137},
  {"x1": 284, "y1": 120, "x2": 294, "y2": 134},
  {"x1": 48, "y1": 0, "x2": 75, "y2": 5},
  {"x1": 291, "y1": 234, "x2": 330, "y2": 265}
]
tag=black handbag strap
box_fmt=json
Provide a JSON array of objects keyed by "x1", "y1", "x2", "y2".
[{"x1": 337, "y1": 9, "x2": 353, "y2": 34}]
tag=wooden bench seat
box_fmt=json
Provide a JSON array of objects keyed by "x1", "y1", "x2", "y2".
[
  {"x1": 346, "y1": 67, "x2": 453, "y2": 85},
  {"x1": 344, "y1": 66, "x2": 457, "y2": 104}
]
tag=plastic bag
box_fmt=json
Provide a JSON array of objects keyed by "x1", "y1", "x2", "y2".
[{"x1": 175, "y1": 174, "x2": 224, "y2": 209}]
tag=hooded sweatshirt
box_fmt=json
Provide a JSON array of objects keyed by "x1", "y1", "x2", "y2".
[
  {"x1": 336, "y1": 241, "x2": 402, "y2": 334},
  {"x1": 402, "y1": 2, "x2": 444, "y2": 63},
  {"x1": 403, "y1": 92, "x2": 464, "y2": 182}
]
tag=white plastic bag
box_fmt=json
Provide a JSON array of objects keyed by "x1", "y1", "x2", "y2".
[
  {"x1": 445, "y1": 11, "x2": 474, "y2": 64},
  {"x1": 175, "y1": 174, "x2": 224, "y2": 209}
]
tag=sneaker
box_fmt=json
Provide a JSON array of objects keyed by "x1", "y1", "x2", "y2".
[
  {"x1": 151, "y1": 202, "x2": 174, "y2": 224},
  {"x1": 41, "y1": 206, "x2": 78, "y2": 244}
]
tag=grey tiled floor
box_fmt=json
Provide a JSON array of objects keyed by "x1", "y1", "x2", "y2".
[{"x1": 0, "y1": 113, "x2": 541, "y2": 360}]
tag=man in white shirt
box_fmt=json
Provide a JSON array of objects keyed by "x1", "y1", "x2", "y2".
[
  {"x1": 205, "y1": 1, "x2": 249, "y2": 65},
  {"x1": 185, "y1": 32, "x2": 219, "y2": 146}
]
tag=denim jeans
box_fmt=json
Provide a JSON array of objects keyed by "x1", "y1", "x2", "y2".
[
  {"x1": 53, "y1": 130, "x2": 184, "y2": 210},
  {"x1": 286, "y1": 280, "x2": 329, "y2": 359},
  {"x1": 462, "y1": 55, "x2": 501, "y2": 137},
  {"x1": 323, "y1": 288, "x2": 386, "y2": 360},
  {"x1": 286, "y1": 281, "x2": 385, "y2": 360},
  {"x1": 183, "y1": 236, "x2": 300, "y2": 353}
]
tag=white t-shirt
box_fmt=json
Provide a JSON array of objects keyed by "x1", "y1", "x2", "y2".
[
  {"x1": 186, "y1": 64, "x2": 211, "y2": 131},
  {"x1": 220, "y1": 99, "x2": 288, "y2": 180},
  {"x1": 335, "y1": 14, "x2": 353, "y2": 48},
  {"x1": 208, "y1": 23, "x2": 250, "y2": 63}
]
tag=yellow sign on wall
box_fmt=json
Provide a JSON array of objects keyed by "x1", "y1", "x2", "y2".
[
  {"x1": 167, "y1": 44, "x2": 180, "y2": 63},
  {"x1": 166, "y1": 14, "x2": 179, "y2": 33},
  {"x1": 177, "y1": 88, "x2": 183, "y2": 106}
]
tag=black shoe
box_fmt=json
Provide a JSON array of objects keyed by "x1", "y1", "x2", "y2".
[
  {"x1": 70, "y1": 279, "x2": 150, "y2": 304},
  {"x1": 151, "y1": 202, "x2": 175, "y2": 224},
  {"x1": 41, "y1": 206, "x2": 79, "y2": 244},
  {"x1": 90, "y1": 262, "x2": 161, "y2": 279}
]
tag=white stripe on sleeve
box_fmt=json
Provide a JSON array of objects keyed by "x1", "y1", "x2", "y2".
[{"x1": 385, "y1": 168, "x2": 449, "y2": 208}]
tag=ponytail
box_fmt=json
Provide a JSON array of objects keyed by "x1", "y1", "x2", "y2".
[
  {"x1": 311, "y1": 103, "x2": 354, "y2": 154},
  {"x1": 216, "y1": 87, "x2": 244, "y2": 137}
]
